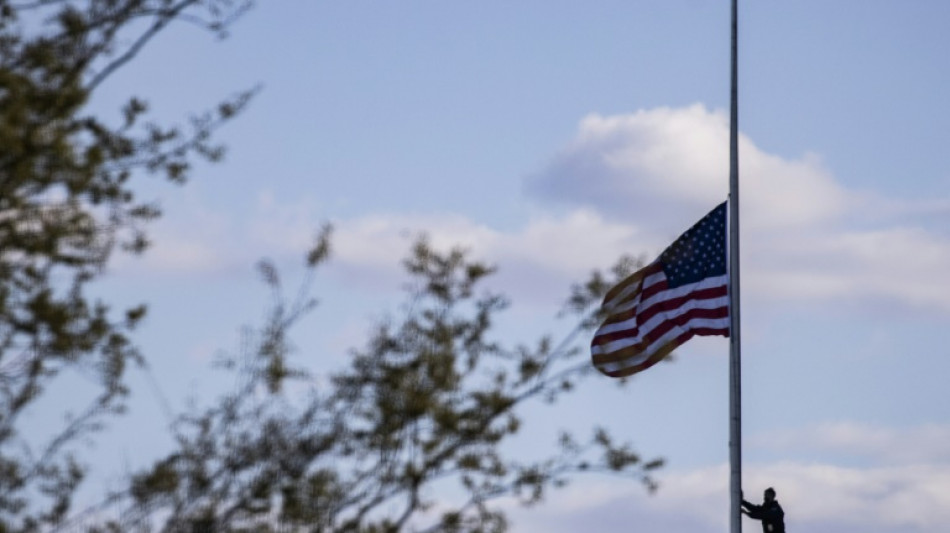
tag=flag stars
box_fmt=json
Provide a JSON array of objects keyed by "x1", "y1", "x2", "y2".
[{"x1": 659, "y1": 202, "x2": 727, "y2": 288}]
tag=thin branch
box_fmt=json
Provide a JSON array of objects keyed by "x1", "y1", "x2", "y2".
[{"x1": 85, "y1": 0, "x2": 198, "y2": 92}]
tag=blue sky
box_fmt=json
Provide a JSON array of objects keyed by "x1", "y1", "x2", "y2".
[{"x1": 29, "y1": 1, "x2": 950, "y2": 531}]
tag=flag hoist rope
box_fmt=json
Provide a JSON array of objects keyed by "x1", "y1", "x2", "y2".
[{"x1": 728, "y1": 0, "x2": 743, "y2": 532}]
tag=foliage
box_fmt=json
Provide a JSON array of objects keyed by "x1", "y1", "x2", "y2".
[
  {"x1": 0, "y1": 0, "x2": 254, "y2": 530},
  {"x1": 1, "y1": 2, "x2": 666, "y2": 531},
  {"x1": 88, "y1": 233, "x2": 663, "y2": 532}
]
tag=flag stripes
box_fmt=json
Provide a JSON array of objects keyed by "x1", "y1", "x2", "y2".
[{"x1": 591, "y1": 202, "x2": 729, "y2": 378}]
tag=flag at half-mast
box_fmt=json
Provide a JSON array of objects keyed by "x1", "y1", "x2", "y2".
[{"x1": 591, "y1": 201, "x2": 730, "y2": 378}]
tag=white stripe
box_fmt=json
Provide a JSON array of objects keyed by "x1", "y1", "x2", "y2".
[
  {"x1": 595, "y1": 290, "x2": 728, "y2": 338},
  {"x1": 608, "y1": 273, "x2": 728, "y2": 317},
  {"x1": 595, "y1": 326, "x2": 683, "y2": 373},
  {"x1": 605, "y1": 269, "x2": 664, "y2": 312},
  {"x1": 592, "y1": 315, "x2": 729, "y2": 357},
  {"x1": 594, "y1": 316, "x2": 730, "y2": 374},
  {"x1": 640, "y1": 273, "x2": 727, "y2": 312}
]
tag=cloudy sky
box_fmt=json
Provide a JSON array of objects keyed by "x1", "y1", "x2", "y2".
[{"x1": 33, "y1": 1, "x2": 950, "y2": 531}]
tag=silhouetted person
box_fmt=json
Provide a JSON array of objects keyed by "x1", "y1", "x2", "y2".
[{"x1": 741, "y1": 487, "x2": 785, "y2": 533}]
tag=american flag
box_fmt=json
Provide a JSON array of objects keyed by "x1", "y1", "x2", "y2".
[{"x1": 591, "y1": 201, "x2": 730, "y2": 378}]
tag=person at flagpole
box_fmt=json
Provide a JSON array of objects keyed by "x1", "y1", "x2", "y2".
[{"x1": 741, "y1": 487, "x2": 786, "y2": 533}]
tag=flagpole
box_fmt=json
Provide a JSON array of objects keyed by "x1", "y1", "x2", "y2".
[{"x1": 728, "y1": 0, "x2": 743, "y2": 532}]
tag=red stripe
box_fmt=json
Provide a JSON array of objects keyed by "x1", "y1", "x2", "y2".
[
  {"x1": 689, "y1": 326, "x2": 730, "y2": 338},
  {"x1": 596, "y1": 334, "x2": 689, "y2": 377},
  {"x1": 599, "y1": 284, "x2": 728, "y2": 328},
  {"x1": 602, "y1": 262, "x2": 662, "y2": 308},
  {"x1": 593, "y1": 324, "x2": 729, "y2": 376},
  {"x1": 639, "y1": 275, "x2": 669, "y2": 303},
  {"x1": 638, "y1": 285, "x2": 728, "y2": 326},
  {"x1": 592, "y1": 305, "x2": 728, "y2": 351}
]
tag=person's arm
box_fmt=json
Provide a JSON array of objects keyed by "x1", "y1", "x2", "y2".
[{"x1": 742, "y1": 501, "x2": 763, "y2": 519}]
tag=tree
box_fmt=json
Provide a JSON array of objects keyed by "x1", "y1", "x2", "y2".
[
  {"x1": 1, "y1": 2, "x2": 665, "y2": 531},
  {"x1": 0, "y1": 1, "x2": 255, "y2": 529},
  {"x1": 89, "y1": 232, "x2": 661, "y2": 532}
]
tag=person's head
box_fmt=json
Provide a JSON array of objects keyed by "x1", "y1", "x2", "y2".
[{"x1": 764, "y1": 487, "x2": 776, "y2": 502}]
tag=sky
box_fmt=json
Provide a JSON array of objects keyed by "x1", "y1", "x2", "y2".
[{"x1": 25, "y1": 1, "x2": 950, "y2": 531}]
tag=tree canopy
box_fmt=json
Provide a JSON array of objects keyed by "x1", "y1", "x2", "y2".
[
  {"x1": 0, "y1": 0, "x2": 253, "y2": 529},
  {"x1": 0, "y1": 2, "x2": 662, "y2": 531},
  {"x1": 93, "y1": 234, "x2": 660, "y2": 532}
]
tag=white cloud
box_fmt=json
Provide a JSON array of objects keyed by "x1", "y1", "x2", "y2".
[
  {"x1": 332, "y1": 209, "x2": 642, "y2": 275},
  {"x1": 525, "y1": 105, "x2": 950, "y2": 312},
  {"x1": 507, "y1": 459, "x2": 950, "y2": 533},
  {"x1": 742, "y1": 223, "x2": 950, "y2": 310},
  {"x1": 322, "y1": 210, "x2": 650, "y2": 306},
  {"x1": 745, "y1": 462, "x2": 950, "y2": 532},
  {"x1": 112, "y1": 193, "x2": 652, "y2": 306},
  {"x1": 524, "y1": 104, "x2": 851, "y2": 232},
  {"x1": 751, "y1": 422, "x2": 950, "y2": 465},
  {"x1": 128, "y1": 237, "x2": 226, "y2": 274},
  {"x1": 109, "y1": 190, "x2": 240, "y2": 276},
  {"x1": 116, "y1": 193, "x2": 950, "y2": 313},
  {"x1": 112, "y1": 105, "x2": 950, "y2": 312}
]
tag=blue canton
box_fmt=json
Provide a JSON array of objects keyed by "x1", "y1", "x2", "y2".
[{"x1": 658, "y1": 202, "x2": 727, "y2": 289}]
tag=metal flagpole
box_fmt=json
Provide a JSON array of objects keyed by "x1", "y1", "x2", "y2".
[{"x1": 728, "y1": 0, "x2": 743, "y2": 532}]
